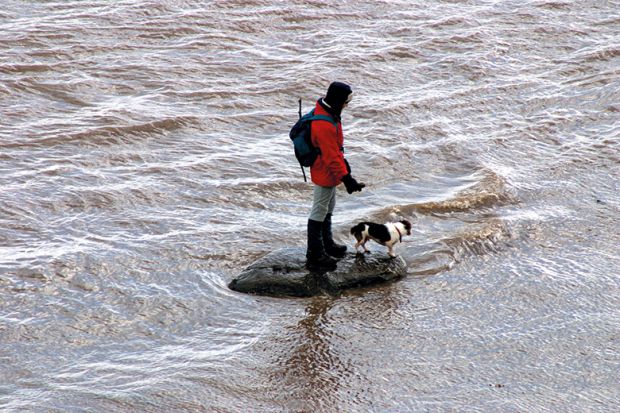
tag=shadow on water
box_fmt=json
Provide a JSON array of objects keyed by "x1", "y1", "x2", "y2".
[
  {"x1": 256, "y1": 272, "x2": 424, "y2": 411},
  {"x1": 266, "y1": 296, "x2": 352, "y2": 410}
]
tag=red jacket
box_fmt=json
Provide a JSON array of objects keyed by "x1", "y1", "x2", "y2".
[{"x1": 310, "y1": 101, "x2": 348, "y2": 187}]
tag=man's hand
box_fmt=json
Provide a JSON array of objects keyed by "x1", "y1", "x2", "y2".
[{"x1": 342, "y1": 174, "x2": 365, "y2": 194}]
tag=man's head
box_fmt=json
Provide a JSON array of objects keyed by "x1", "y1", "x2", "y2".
[{"x1": 324, "y1": 81, "x2": 353, "y2": 110}]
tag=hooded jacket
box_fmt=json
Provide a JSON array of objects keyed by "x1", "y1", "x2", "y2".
[{"x1": 310, "y1": 99, "x2": 348, "y2": 187}]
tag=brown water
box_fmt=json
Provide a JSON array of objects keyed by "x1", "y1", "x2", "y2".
[{"x1": 1, "y1": 1, "x2": 619, "y2": 412}]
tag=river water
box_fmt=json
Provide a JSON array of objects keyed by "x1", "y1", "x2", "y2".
[{"x1": 1, "y1": 1, "x2": 619, "y2": 412}]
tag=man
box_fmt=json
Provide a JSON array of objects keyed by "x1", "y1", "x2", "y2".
[{"x1": 306, "y1": 81, "x2": 365, "y2": 269}]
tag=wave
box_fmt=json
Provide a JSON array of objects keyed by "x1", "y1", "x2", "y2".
[
  {"x1": 46, "y1": 185, "x2": 173, "y2": 214},
  {"x1": 403, "y1": 219, "x2": 511, "y2": 276},
  {"x1": 2, "y1": 116, "x2": 198, "y2": 149},
  {"x1": 415, "y1": 191, "x2": 509, "y2": 214},
  {"x1": 0, "y1": 63, "x2": 59, "y2": 74},
  {"x1": 340, "y1": 170, "x2": 516, "y2": 275},
  {"x1": 425, "y1": 170, "x2": 514, "y2": 213},
  {"x1": 442, "y1": 218, "x2": 511, "y2": 258}
]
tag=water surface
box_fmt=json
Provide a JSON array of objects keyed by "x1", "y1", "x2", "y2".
[{"x1": 1, "y1": 1, "x2": 619, "y2": 412}]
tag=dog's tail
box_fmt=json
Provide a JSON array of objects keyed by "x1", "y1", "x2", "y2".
[{"x1": 350, "y1": 222, "x2": 366, "y2": 235}]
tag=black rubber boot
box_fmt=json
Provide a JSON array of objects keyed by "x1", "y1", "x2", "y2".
[
  {"x1": 322, "y1": 213, "x2": 347, "y2": 258},
  {"x1": 306, "y1": 219, "x2": 338, "y2": 270}
]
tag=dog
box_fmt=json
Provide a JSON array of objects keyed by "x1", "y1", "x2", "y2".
[{"x1": 350, "y1": 220, "x2": 412, "y2": 257}]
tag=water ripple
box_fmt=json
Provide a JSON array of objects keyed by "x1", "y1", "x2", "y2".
[{"x1": 1, "y1": 0, "x2": 619, "y2": 411}]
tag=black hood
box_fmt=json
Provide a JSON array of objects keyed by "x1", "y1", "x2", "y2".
[{"x1": 320, "y1": 81, "x2": 352, "y2": 119}]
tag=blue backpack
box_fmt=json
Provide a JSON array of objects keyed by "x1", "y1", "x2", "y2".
[{"x1": 289, "y1": 99, "x2": 337, "y2": 181}]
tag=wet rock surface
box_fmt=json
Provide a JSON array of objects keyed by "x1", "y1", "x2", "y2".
[{"x1": 228, "y1": 247, "x2": 407, "y2": 297}]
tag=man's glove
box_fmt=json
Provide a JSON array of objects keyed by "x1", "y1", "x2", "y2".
[
  {"x1": 342, "y1": 174, "x2": 366, "y2": 194},
  {"x1": 344, "y1": 158, "x2": 351, "y2": 175}
]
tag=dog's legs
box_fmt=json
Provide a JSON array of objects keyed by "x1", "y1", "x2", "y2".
[
  {"x1": 387, "y1": 243, "x2": 396, "y2": 258},
  {"x1": 353, "y1": 233, "x2": 363, "y2": 253},
  {"x1": 354, "y1": 240, "x2": 363, "y2": 253},
  {"x1": 362, "y1": 238, "x2": 370, "y2": 253}
]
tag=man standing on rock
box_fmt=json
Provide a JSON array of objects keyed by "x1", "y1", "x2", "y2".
[{"x1": 306, "y1": 81, "x2": 365, "y2": 270}]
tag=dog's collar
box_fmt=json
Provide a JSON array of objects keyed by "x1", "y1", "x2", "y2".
[{"x1": 395, "y1": 227, "x2": 402, "y2": 243}]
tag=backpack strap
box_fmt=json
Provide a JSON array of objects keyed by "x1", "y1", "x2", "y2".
[
  {"x1": 309, "y1": 113, "x2": 340, "y2": 144},
  {"x1": 309, "y1": 114, "x2": 337, "y2": 126}
]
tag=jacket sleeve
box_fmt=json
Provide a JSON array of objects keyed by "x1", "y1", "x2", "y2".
[{"x1": 312, "y1": 120, "x2": 348, "y2": 181}]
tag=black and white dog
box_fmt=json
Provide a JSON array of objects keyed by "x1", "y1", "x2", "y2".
[{"x1": 350, "y1": 220, "x2": 412, "y2": 257}]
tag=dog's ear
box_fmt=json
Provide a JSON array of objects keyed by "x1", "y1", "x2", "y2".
[{"x1": 402, "y1": 220, "x2": 412, "y2": 233}]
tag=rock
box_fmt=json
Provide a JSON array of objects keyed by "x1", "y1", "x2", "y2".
[{"x1": 228, "y1": 247, "x2": 407, "y2": 297}]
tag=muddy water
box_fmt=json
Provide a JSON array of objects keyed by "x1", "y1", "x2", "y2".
[{"x1": 1, "y1": 1, "x2": 619, "y2": 412}]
